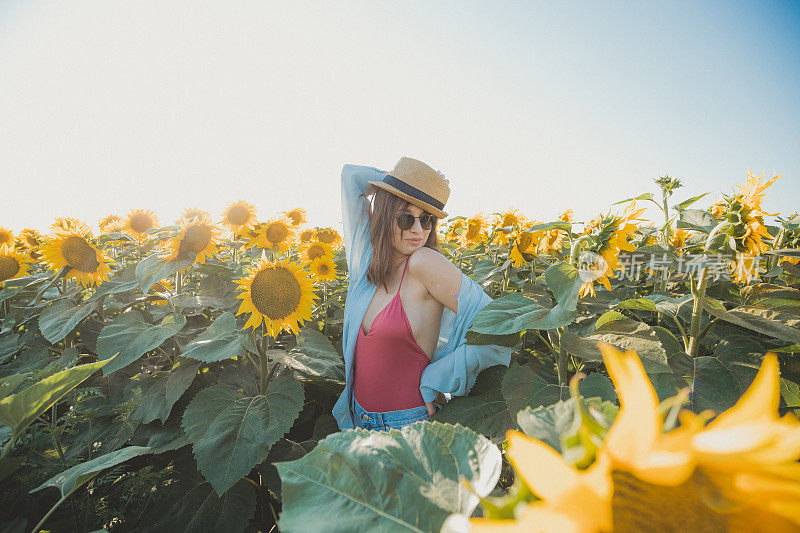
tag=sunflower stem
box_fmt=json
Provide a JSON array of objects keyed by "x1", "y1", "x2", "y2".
[
  {"x1": 258, "y1": 324, "x2": 271, "y2": 394},
  {"x1": 687, "y1": 267, "x2": 709, "y2": 357},
  {"x1": 175, "y1": 271, "x2": 182, "y2": 295},
  {"x1": 556, "y1": 328, "x2": 569, "y2": 386},
  {"x1": 767, "y1": 228, "x2": 786, "y2": 271},
  {"x1": 569, "y1": 235, "x2": 592, "y2": 266},
  {"x1": 1, "y1": 434, "x2": 16, "y2": 459}
]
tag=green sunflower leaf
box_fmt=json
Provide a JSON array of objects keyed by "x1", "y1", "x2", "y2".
[
  {"x1": 275, "y1": 422, "x2": 501, "y2": 533},
  {"x1": 38, "y1": 298, "x2": 98, "y2": 343},
  {"x1": 96, "y1": 311, "x2": 186, "y2": 375},
  {"x1": 181, "y1": 375, "x2": 304, "y2": 495},
  {"x1": 0, "y1": 357, "x2": 111, "y2": 439},
  {"x1": 181, "y1": 311, "x2": 246, "y2": 363},
  {"x1": 30, "y1": 446, "x2": 151, "y2": 497}
]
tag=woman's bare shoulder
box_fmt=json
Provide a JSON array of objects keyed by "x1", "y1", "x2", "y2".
[{"x1": 407, "y1": 247, "x2": 462, "y2": 313}]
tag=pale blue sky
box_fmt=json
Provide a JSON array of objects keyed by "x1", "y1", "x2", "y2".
[{"x1": 1, "y1": 1, "x2": 798, "y2": 234}]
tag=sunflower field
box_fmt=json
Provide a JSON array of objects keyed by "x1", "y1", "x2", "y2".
[{"x1": 1, "y1": 172, "x2": 799, "y2": 532}]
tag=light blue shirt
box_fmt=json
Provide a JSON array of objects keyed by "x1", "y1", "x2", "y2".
[{"x1": 333, "y1": 164, "x2": 512, "y2": 430}]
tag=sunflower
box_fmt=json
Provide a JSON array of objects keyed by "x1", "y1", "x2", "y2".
[
  {"x1": 309, "y1": 255, "x2": 337, "y2": 282},
  {"x1": 234, "y1": 253, "x2": 318, "y2": 336},
  {"x1": 0, "y1": 227, "x2": 13, "y2": 247},
  {"x1": 578, "y1": 202, "x2": 646, "y2": 298},
  {"x1": 246, "y1": 218, "x2": 296, "y2": 252},
  {"x1": 537, "y1": 228, "x2": 567, "y2": 256},
  {"x1": 315, "y1": 227, "x2": 342, "y2": 248},
  {"x1": 710, "y1": 197, "x2": 726, "y2": 218},
  {"x1": 51, "y1": 217, "x2": 90, "y2": 235},
  {"x1": 222, "y1": 201, "x2": 257, "y2": 236},
  {"x1": 0, "y1": 244, "x2": 32, "y2": 286},
  {"x1": 284, "y1": 208, "x2": 307, "y2": 227},
  {"x1": 164, "y1": 215, "x2": 220, "y2": 265},
  {"x1": 98, "y1": 214, "x2": 124, "y2": 233},
  {"x1": 493, "y1": 209, "x2": 525, "y2": 246},
  {"x1": 20, "y1": 229, "x2": 43, "y2": 249},
  {"x1": 178, "y1": 207, "x2": 211, "y2": 225},
  {"x1": 14, "y1": 228, "x2": 43, "y2": 259},
  {"x1": 581, "y1": 214, "x2": 603, "y2": 237},
  {"x1": 299, "y1": 228, "x2": 317, "y2": 244},
  {"x1": 299, "y1": 240, "x2": 333, "y2": 264},
  {"x1": 559, "y1": 209, "x2": 575, "y2": 223},
  {"x1": 443, "y1": 219, "x2": 466, "y2": 245},
  {"x1": 509, "y1": 223, "x2": 543, "y2": 267},
  {"x1": 669, "y1": 227, "x2": 689, "y2": 249},
  {"x1": 40, "y1": 230, "x2": 112, "y2": 287},
  {"x1": 468, "y1": 344, "x2": 800, "y2": 532},
  {"x1": 148, "y1": 279, "x2": 173, "y2": 306},
  {"x1": 124, "y1": 209, "x2": 159, "y2": 242},
  {"x1": 713, "y1": 171, "x2": 781, "y2": 284},
  {"x1": 460, "y1": 214, "x2": 490, "y2": 247}
]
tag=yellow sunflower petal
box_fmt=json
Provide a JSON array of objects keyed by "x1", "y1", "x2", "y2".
[{"x1": 708, "y1": 353, "x2": 780, "y2": 430}]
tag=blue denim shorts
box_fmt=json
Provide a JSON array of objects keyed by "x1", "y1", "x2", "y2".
[{"x1": 350, "y1": 392, "x2": 440, "y2": 431}]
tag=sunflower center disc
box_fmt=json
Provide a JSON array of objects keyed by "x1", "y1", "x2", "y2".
[
  {"x1": 265, "y1": 223, "x2": 289, "y2": 244},
  {"x1": 611, "y1": 470, "x2": 727, "y2": 532},
  {"x1": 62, "y1": 236, "x2": 100, "y2": 272},
  {"x1": 179, "y1": 224, "x2": 212, "y2": 254},
  {"x1": 250, "y1": 266, "x2": 302, "y2": 320},
  {"x1": 227, "y1": 205, "x2": 250, "y2": 226},
  {"x1": 517, "y1": 232, "x2": 533, "y2": 252},
  {"x1": 307, "y1": 244, "x2": 324, "y2": 260},
  {"x1": 317, "y1": 229, "x2": 335, "y2": 243},
  {"x1": 130, "y1": 214, "x2": 154, "y2": 234},
  {"x1": 317, "y1": 264, "x2": 329, "y2": 275},
  {"x1": 0, "y1": 256, "x2": 20, "y2": 281}
]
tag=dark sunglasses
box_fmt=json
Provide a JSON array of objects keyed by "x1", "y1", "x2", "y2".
[{"x1": 396, "y1": 213, "x2": 436, "y2": 231}]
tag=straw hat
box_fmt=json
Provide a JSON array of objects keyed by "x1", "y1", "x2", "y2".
[{"x1": 369, "y1": 157, "x2": 450, "y2": 218}]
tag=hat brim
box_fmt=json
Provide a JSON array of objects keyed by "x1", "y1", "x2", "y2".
[{"x1": 368, "y1": 181, "x2": 448, "y2": 219}]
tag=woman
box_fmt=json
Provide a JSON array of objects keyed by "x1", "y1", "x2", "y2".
[{"x1": 332, "y1": 157, "x2": 511, "y2": 431}]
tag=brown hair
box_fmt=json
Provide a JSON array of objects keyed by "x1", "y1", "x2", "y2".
[{"x1": 365, "y1": 187, "x2": 440, "y2": 291}]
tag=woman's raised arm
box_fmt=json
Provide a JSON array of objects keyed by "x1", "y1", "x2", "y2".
[{"x1": 340, "y1": 164, "x2": 387, "y2": 281}]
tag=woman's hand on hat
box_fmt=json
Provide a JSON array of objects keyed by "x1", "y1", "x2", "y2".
[{"x1": 436, "y1": 170, "x2": 449, "y2": 186}]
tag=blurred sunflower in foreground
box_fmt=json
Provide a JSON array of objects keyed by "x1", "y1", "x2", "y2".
[
  {"x1": 459, "y1": 344, "x2": 800, "y2": 532},
  {"x1": 164, "y1": 215, "x2": 220, "y2": 266},
  {"x1": 709, "y1": 170, "x2": 781, "y2": 284},
  {"x1": 40, "y1": 230, "x2": 113, "y2": 287},
  {"x1": 234, "y1": 253, "x2": 317, "y2": 336},
  {"x1": 577, "y1": 202, "x2": 647, "y2": 298},
  {"x1": 0, "y1": 244, "x2": 32, "y2": 286},
  {"x1": 222, "y1": 201, "x2": 258, "y2": 237}
]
